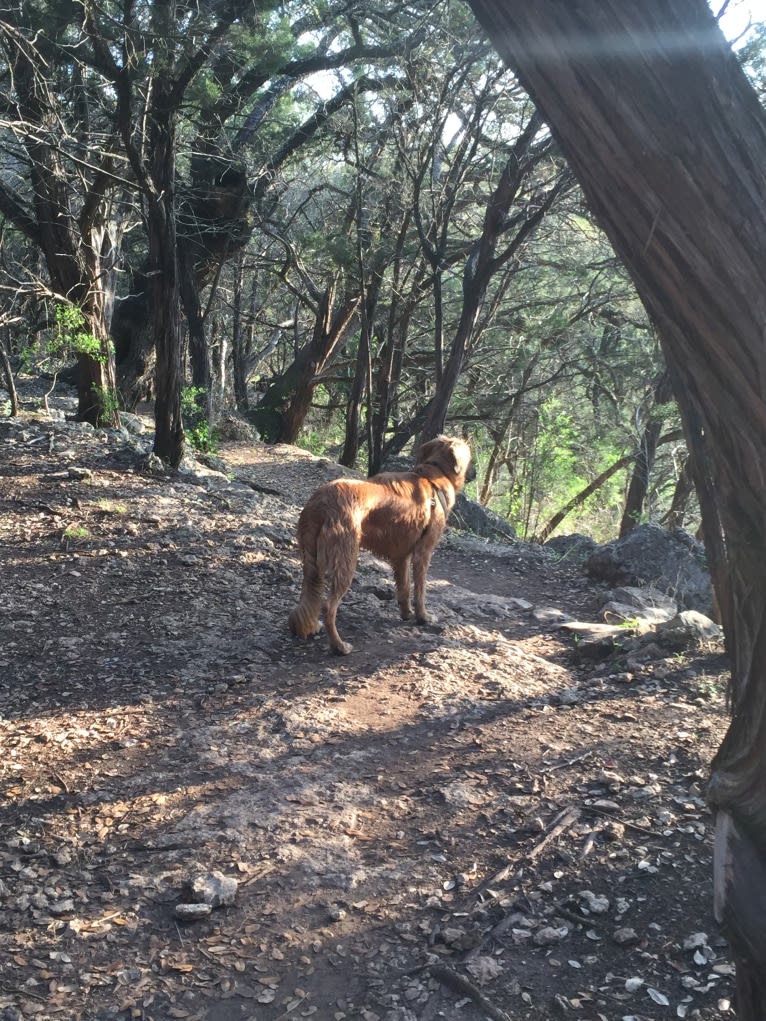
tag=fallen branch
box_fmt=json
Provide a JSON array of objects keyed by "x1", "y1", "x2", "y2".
[
  {"x1": 473, "y1": 805, "x2": 581, "y2": 899},
  {"x1": 427, "y1": 964, "x2": 514, "y2": 1021},
  {"x1": 527, "y1": 805, "x2": 581, "y2": 860}
]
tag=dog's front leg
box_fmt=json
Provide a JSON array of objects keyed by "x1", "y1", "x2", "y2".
[{"x1": 392, "y1": 556, "x2": 413, "y2": 619}]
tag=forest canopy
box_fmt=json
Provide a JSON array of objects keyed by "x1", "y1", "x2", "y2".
[{"x1": 0, "y1": 0, "x2": 761, "y2": 538}]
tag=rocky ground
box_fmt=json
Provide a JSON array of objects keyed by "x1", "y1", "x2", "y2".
[{"x1": 0, "y1": 382, "x2": 734, "y2": 1021}]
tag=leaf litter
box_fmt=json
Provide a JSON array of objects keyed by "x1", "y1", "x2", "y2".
[{"x1": 0, "y1": 389, "x2": 735, "y2": 1020}]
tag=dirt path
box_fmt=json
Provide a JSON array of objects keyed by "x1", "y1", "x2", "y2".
[{"x1": 0, "y1": 401, "x2": 733, "y2": 1021}]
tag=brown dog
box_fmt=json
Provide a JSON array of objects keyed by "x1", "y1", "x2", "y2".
[{"x1": 288, "y1": 436, "x2": 474, "y2": 655}]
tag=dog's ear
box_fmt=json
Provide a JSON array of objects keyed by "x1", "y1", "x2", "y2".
[
  {"x1": 417, "y1": 438, "x2": 441, "y2": 465},
  {"x1": 418, "y1": 436, "x2": 460, "y2": 476}
]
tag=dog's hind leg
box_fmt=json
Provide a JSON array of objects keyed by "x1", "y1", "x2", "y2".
[
  {"x1": 392, "y1": 556, "x2": 412, "y2": 620},
  {"x1": 288, "y1": 543, "x2": 324, "y2": 639},
  {"x1": 320, "y1": 530, "x2": 358, "y2": 655}
]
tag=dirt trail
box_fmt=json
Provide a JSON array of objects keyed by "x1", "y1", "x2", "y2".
[{"x1": 0, "y1": 400, "x2": 733, "y2": 1021}]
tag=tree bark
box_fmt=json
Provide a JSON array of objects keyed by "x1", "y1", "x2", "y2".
[
  {"x1": 251, "y1": 282, "x2": 360, "y2": 444},
  {"x1": 340, "y1": 274, "x2": 381, "y2": 469},
  {"x1": 467, "y1": 0, "x2": 766, "y2": 1008},
  {"x1": 146, "y1": 69, "x2": 184, "y2": 467},
  {"x1": 232, "y1": 250, "x2": 249, "y2": 412},
  {"x1": 661, "y1": 456, "x2": 695, "y2": 530},
  {"x1": 618, "y1": 370, "x2": 674, "y2": 537},
  {"x1": 0, "y1": 335, "x2": 19, "y2": 415}
]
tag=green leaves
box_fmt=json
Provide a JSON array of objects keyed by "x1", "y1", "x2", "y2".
[{"x1": 52, "y1": 306, "x2": 111, "y2": 365}]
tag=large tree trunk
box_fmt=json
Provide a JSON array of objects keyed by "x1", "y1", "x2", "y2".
[
  {"x1": 113, "y1": 278, "x2": 155, "y2": 410},
  {"x1": 250, "y1": 283, "x2": 359, "y2": 444},
  {"x1": 467, "y1": 0, "x2": 766, "y2": 1009},
  {"x1": 147, "y1": 81, "x2": 184, "y2": 467}
]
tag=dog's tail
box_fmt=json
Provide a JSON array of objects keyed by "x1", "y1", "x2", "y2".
[{"x1": 288, "y1": 513, "x2": 324, "y2": 638}]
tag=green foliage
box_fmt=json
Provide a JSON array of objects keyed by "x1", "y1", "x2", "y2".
[
  {"x1": 62, "y1": 524, "x2": 90, "y2": 543},
  {"x1": 94, "y1": 499, "x2": 128, "y2": 514},
  {"x1": 296, "y1": 385, "x2": 346, "y2": 456},
  {"x1": 181, "y1": 386, "x2": 219, "y2": 453},
  {"x1": 53, "y1": 305, "x2": 110, "y2": 363},
  {"x1": 91, "y1": 384, "x2": 120, "y2": 426}
]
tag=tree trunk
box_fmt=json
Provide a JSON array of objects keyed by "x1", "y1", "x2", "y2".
[
  {"x1": 661, "y1": 456, "x2": 695, "y2": 530},
  {"x1": 341, "y1": 275, "x2": 381, "y2": 469},
  {"x1": 232, "y1": 250, "x2": 249, "y2": 412},
  {"x1": 618, "y1": 370, "x2": 674, "y2": 537},
  {"x1": 0, "y1": 335, "x2": 19, "y2": 415},
  {"x1": 251, "y1": 282, "x2": 360, "y2": 444},
  {"x1": 113, "y1": 278, "x2": 155, "y2": 409},
  {"x1": 148, "y1": 82, "x2": 184, "y2": 467},
  {"x1": 179, "y1": 239, "x2": 213, "y2": 424},
  {"x1": 467, "y1": 0, "x2": 766, "y2": 1008}
]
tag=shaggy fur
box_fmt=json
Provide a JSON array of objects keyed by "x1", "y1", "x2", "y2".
[{"x1": 288, "y1": 436, "x2": 474, "y2": 655}]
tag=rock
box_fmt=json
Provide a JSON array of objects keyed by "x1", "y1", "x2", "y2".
[
  {"x1": 599, "y1": 600, "x2": 673, "y2": 628},
  {"x1": 175, "y1": 902, "x2": 213, "y2": 922},
  {"x1": 216, "y1": 411, "x2": 259, "y2": 442},
  {"x1": 682, "y1": 932, "x2": 709, "y2": 951},
  {"x1": 451, "y1": 495, "x2": 517, "y2": 541},
  {"x1": 191, "y1": 870, "x2": 238, "y2": 908},
  {"x1": 655, "y1": 611, "x2": 722, "y2": 650},
  {"x1": 533, "y1": 925, "x2": 568, "y2": 945},
  {"x1": 57, "y1": 420, "x2": 94, "y2": 435},
  {"x1": 466, "y1": 955, "x2": 504, "y2": 983},
  {"x1": 119, "y1": 412, "x2": 146, "y2": 435},
  {"x1": 533, "y1": 606, "x2": 574, "y2": 626},
  {"x1": 602, "y1": 821, "x2": 625, "y2": 842},
  {"x1": 48, "y1": 898, "x2": 75, "y2": 916},
  {"x1": 554, "y1": 687, "x2": 581, "y2": 706},
  {"x1": 559, "y1": 621, "x2": 625, "y2": 659},
  {"x1": 609, "y1": 585, "x2": 678, "y2": 615},
  {"x1": 579, "y1": 890, "x2": 610, "y2": 914},
  {"x1": 545, "y1": 533, "x2": 599, "y2": 561},
  {"x1": 613, "y1": 926, "x2": 639, "y2": 945},
  {"x1": 586, "y1": 524, "x2": 713, "y2": 616}
]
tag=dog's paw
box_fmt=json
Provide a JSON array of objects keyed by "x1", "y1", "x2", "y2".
[
  {"x1": 331, "y1": 640, "x2": 353, "y2": 656},
  {"x1": 399, "y1": 604, "x2": 413, "y2": 620},
  {"x1": 415, "y1": 611, "x2": 436, "y2": 626}
]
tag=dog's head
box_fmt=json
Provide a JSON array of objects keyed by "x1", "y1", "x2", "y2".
[{"x1": 416, "y1": 435, "x2": 474, "y2": 490}]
